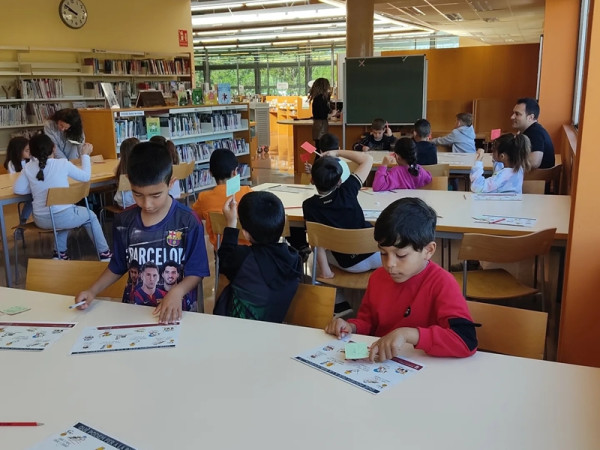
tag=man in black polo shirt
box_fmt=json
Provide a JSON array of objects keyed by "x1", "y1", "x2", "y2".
[{"x1": 511, "y1": 97, "x2": 555, "y2": 169}]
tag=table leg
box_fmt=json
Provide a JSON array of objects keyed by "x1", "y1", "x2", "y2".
[{"x1": 0, "y1": 206, "x2": 14, "y2": 287}]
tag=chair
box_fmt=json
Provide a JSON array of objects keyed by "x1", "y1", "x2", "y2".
[
  {"x1": 452, "y1": 228, "x2": 556, "y2": 311},
  {"x1": 284, "y1": 283, "x2": 336, "y2": 329},
  {"x1": 421, "y1": 163, "x2": 450, "y2": 177},
  {"x1": 209, "y1": 210, "x2": 291, "y2": 297},
  {"x1": 90, "y1": 154, "x2": 104, "y2": 163},
  {"x1": 305, "y1": 221, "x2": 379, "y2": 289},
  {"x1": 172, "y1": 161, "x2": 197, "y2": 205},
  {"x1": 422, "y1": 176, "x2": 449, "y2": 191},
  {"x1": 100, "y1": 174, "x2": 132, "y2": 227},
  {"x1": 26, "y1": 258, "x2": 128, "y2": 299},
  {"x1": 467, "y1": 300, "x2": 548, "y2": 359},
  {"x1": 13, "y1": 182, "x2": 100, "y2": 282},
  {"x1": 524, "y1": 164, "x2": 562, "y2": 194},
  {"x1": 522, "y1": 180, "x2": 545, "y2": 194}
]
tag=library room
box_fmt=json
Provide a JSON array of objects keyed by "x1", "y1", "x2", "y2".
[{"x1": 0, "y1": 0, "x2": 599, "y2": 448}]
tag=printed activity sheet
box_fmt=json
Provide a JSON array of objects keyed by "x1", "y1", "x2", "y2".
[
  {"x1": 28, "y1": 422, "x2": 136, "y2": 450},
  {"x1": 0, "y1": 322, "x2": 76, "y2": 351},
  {"x1": 472, "y1": 215, "x2": 537, "y2": 227},
  {"x1": 293, "y1": 339, "x2": 424, "y2": 394},
  {"x1": 362, "y1": 209, "x2": 381, "y2": 220},
  {"x1": 71, "y1": 323, "x2": 180, "y2": 354}
]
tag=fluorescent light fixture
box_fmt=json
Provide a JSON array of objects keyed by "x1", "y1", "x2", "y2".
[{"x1": 191, "y1": 2, "x2": 243, "y2": 12}]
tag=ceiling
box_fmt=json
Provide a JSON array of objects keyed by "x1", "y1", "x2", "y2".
[{"x1": 190, "y1": 0, "x2": 546, "y2": 53}]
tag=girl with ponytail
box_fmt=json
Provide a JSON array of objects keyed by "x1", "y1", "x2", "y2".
[
  {"x1": 44, "y1": 108, "x2": 90, "y2": 160},
  {"x1": 13, "y1": 134, "x2": 112, "y2": 261},
  {"x1": 470, "y1": 133, "x2": 531, "y2": 193},
  {"x1": 372, "y1": 137, "x2": 432, "y2": 192}
]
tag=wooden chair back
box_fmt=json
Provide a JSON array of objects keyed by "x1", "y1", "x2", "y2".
[
  {"x1": 524, "y1": 164, "x2": 562, "y2": 194},
  {"x1": 209, "y1": 211, "x2": 291, "y2": 240},
  {"x1": 522, "y1": 180, "x2": 545, "y2": 194},
  {"x1": 457, "y1": 228, "x2": 556, "y2": 264},
  {"x1": 422, "y1": 176, "x2": 448, "y2": 191},
  {"x1": 284, "y1": 283, "x2": 336, "y2": 329},
  {"x1": 46, "y1": 182, "x2": 91, "y2": 206},
  {"x1": 299, "y1": 173, "x2": 311, "y2": 185},
  {"x1": 117, "y1": 174, "x2": 132, "y2": 192},
  {"x1": 306, "y1": 222, "x2": 379, "y2": 255},
  {"x1": 421, "y1": 163, "x2": 450, "y2": 177},
  {"x1": 467, "y1": 300, "x2": 548, "y2": 359},
  {"x1": 26, "y1": 258, "x2": 128, "y2": 300},
  {"x1": 90, "y1": 155, "x2": 104, "y2": 163},
  {"x1": 172, "y1": 161, "x2": 195, "y2": 180}
]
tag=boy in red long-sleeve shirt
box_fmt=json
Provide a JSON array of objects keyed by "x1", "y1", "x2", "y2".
[{"x1": 325, "y1": 197, "x2": 478, "y2": 360}]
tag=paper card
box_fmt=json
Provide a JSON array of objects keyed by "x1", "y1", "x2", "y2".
[
  {"x1": 300, "y1": 141, "x2": 317, "y2": 153},
  {"x1": 0, "y1": 322, "x2": 76, "y2": 351},
  {"x1": 345, "y1": 342, "x2": 369, "y2": 359},
  {"x1": 0, "y1": 306, "x2": 30, "y2": 315},
  {"x1": 490, "y1": 128, "x2": 502, "y2": 140},
  {"x1": 300, "y1": 152, "x2": 312, "y2": 163},
  {"x1": 28, "y1": 422, "x2": 136, "y2": 450},
  {"x1": 226, "y1": 174, "x2": 241, "y2": 197}
]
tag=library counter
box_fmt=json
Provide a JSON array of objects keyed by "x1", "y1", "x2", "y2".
[{"x1": 1, "y1": 287, "x2": 599, "y2": 450}]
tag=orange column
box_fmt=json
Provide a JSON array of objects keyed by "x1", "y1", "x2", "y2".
[
  {"x1": 346, "y1": 0, "x2": 374, "y2": 57},
  {"x1": 537, "y1": 0, "x2": 579, "y2": 144},
  {"x1": 557, "y1": 0, "x2": 600, "y2": 367}
]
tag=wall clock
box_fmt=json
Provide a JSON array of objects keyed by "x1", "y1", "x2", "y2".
[{"x1": 59, "y1": 0, "x2": 88, "y2": 29}]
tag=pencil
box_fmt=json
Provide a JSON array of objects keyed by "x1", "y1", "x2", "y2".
[{"x1": 0, "y1": 422, "x2": 44, "y2": 426}]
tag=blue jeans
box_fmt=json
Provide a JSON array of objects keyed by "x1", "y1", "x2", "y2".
[
  {"x1": 33, "y1": 205, "x2": 109, "y2": 254},
  {"x1": 19, "y1": 201, "x2": 33, "y2": 224}
]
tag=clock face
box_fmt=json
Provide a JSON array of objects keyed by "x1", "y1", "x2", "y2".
[{"x1": 59, "y1": 0, "x2": 88, "y2": 29}]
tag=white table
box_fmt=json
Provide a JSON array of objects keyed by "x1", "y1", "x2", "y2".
[
  {"x1": 1, "y1": 287, "x2": 599, "y2": 450},
  {"x1": 256, "y1": 183, "x2": 571, "y2": 241}
]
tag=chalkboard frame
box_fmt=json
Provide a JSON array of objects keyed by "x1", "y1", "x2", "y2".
[{"x1": 344, "y1": 55, "x2": 427, "y2": 126}]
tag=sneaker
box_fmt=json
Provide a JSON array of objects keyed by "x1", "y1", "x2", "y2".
[
  {"x1": 14, "y1": 228, "x2": 24, "y2": 241},
  {"x1": 52, "y1": 251, "x2": 70, "y2": 260},
  {"x1": 298, "y1": 246, "x2": 312, "y2": 264},
  {"x1": 99, "y1": 250, "x2": 113, "y2": 262}
]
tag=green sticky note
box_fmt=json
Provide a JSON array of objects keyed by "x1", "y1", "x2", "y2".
[
  {"x1": 345, "y1": 342, "x2": 369, "y2": 360},
  {"x1": 226, "y1": 174, "x2": 241, "y2": 197},
  {"x1": 1, "y1": 305, "x2": 30, "y2": 315}
]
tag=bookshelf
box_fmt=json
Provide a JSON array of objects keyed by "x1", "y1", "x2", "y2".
[
  {"x1": 79, "y1": 103, "x2": 251, "y2": 193},
  {"x1": 0, "y1": 46, "x2": 193, "y2": 152}
]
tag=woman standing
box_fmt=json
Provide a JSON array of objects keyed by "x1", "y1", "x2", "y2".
[
  {"x1": 308, "y1": 78, "x2": 332, "y2": 151},
  {"x1": 44, "y1": 108, "x2": 91, "y2": 160}
]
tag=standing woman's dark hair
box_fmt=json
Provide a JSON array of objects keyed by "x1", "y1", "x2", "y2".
[
  {"x1": 394, "y1": 137, "x2": 420, "y2": 176},
  {"x1": 29, "y1": 134, "x2": 55, "y2": 181},
  {"x1": 50, "y1": 108, "x2": 83, "y2": 142},
  {"x1": 3, "y1": 136, "x2": 29, "y2": 172}
]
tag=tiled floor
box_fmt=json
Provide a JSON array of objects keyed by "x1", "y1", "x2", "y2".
[{"x1": 0, "y1": 162, "x2": 561, "y2": 360}]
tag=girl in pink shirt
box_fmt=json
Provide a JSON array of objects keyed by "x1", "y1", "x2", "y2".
[{"x1": 373, "y1": 137, "x2": 432, "y2": 191}]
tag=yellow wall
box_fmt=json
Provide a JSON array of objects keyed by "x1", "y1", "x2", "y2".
[
  {"x1": 557, "y1": 0, "x2": 600, "y2": 367},
  {"x1": 0, "y1": 0, "x2": 192, "y2": 54}
]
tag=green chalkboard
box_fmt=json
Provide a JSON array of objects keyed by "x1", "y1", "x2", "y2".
[{"x1": 345, "y1": 55, "x2": 427, "y2": 125}]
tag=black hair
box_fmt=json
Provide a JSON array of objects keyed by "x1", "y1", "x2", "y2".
[
  {"x1": 374, "y1": 197, "x2": 437, "y2": 251},
  {"x1": 493, "y1": 133, "x2": 532, "y2": 173},
  {"x1": 413, "y1": 119, "x2": 431, "y2": 138},
  {"x1": 161, "y1": 259, "x2": 182, "y2": 275},
  {"x1": 394, "y1": 137, "x2": 420, "y2": 176},
  {"x1": 238, "y1": 191, "x2": 285, "y2": 244},
  {"x1": 51, "y1": 108, "x2": 83, "y2": 142},
  {"x1": 209, "y1": 148, "x2": 238, "y2": 181},
  {"x1": 310, "y1": 155, "x2": 342, "y2": 192},
  {"x1": 516, "y1": 97, "x2": 540, "y2": 120},
  {"x1": 319, "y1": 133, "x2": 339, "y2": 150},
  {"x1": 128, "y1": 259, "x2": 140, "y2": 270},
  {"x1": 29, "y1": 134, "x2": 54, "y2": 181},
  {"x1": 149, "y1": 135, "x2": 179, "y2": 166},
  {"x1": 127, "y1": 142, "x2": 173, "y2": 187},
  {"x1": 3, "y1": 136, "x2": 29, "y2": 172},
  {"x1": 140, "y1": 261, "x2": 159, "y2": 273},
  {"x1": 116, "y1": 137, "x2": 140, "y2": 177}
]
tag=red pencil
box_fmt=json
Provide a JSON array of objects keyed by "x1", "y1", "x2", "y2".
[{"x1": 0, "y1": 422, "x2": 44, "y2": 426}]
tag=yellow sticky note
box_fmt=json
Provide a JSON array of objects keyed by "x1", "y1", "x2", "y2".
[{"x1": 345, "y1": 342, "x2": 369, "y2": 360}]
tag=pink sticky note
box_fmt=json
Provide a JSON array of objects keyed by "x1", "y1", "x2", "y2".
[
  {"x1": 300, "y1": 141, "x2": 317, "y2": 153},
  {"x1": 300, "y1": 152, "x2": 311, "y2": 163},
  {"x1": 490, "y1": 129, "x2": 502, "y2": 140}
]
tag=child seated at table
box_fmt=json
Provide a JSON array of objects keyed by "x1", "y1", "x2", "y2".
[
  {"x1": 303, "y1": 149, "x2": 381, "y2": 279},
  {"x1": 372, "y1": 138, "x2": 432, "y2": 191},
  {"x1": 213, "y1": 191, "x2": 303, "y2": 323},
  {"x1": 13, "y1": 134, "x2": 112, "y2": 261},
  {"x1": 192, "y1": 148, "x2": 253, "y2": 250},
  {"x1": 75, "y1": 142, "x2": 210, "y2": 324},
  {"x1": 413, "y1": 119, "x2": 438, "y2": 166},
  {"x1": 4, "y1": 136, "x2": 32, "y2": 225},
  {"x1": 430, "y1": 113, "x2": 476, "y2": 153},
  {"x1": 325, "y1": 197, "x2": 477, "y2": 360},
  {"x1": 470, "y1": 133, "x2": 531, "y2": 193},
  {"x1": 353, "y1": 118, "x2": 397, "y2": 151}
]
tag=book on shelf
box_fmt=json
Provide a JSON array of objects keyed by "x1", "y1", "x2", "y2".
[
  {"x1": 100, "y1": 82, "x2": 120, "y2": 109},
  {"x1": 217, "y1": 83, "x2": 232, "y2": 104},
  {"x1": 203, "y1": 86, "x2": 218, "y2": 105},
  {"x1": 146, "y1": 117, "x2": 161, "y2": 139}
]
